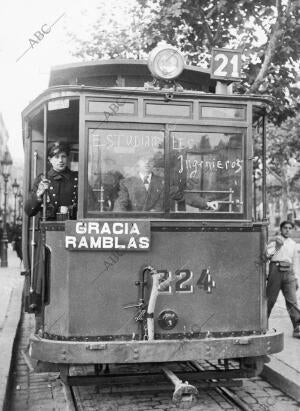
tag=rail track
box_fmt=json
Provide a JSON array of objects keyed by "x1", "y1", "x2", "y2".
[
  {"x1": 7, "y1": 313, "x2": 300, "y2": 411},
  {"x1": 63, "y1": 373, "x2": 258, "y2": 411}
]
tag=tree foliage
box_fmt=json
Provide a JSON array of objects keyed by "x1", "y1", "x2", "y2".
[
  {"x1": 136, "y1": 0, "x2": 299, "y2": 125},
  {"x1": 266, "y1": 114, "x2": 300, "y2": 215},
  {"x1": 70, "y1": 0, "x2": 299, "y2": 125},
  {"x1": 69, "y1": 0, "x2": 300, "y2": 217}
]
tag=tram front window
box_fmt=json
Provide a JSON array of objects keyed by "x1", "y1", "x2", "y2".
[
  {"x1": 87, "y1": 128, "x2": 244, "y2": 215},
  {"x1": 87, "y1": 129, "x2": 164, "y2": 213},
  {"x1": 170, "y1": 132, "x2": 244, "y2": 213}
]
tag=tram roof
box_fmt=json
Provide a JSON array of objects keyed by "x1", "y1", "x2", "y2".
[{"x1": 49, "y1": 59, "x2": 216, "y2": 92}]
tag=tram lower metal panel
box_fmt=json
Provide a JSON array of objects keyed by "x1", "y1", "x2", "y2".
[{"x1": 30, "y1": 229, "x2": 283, "y2": 363}]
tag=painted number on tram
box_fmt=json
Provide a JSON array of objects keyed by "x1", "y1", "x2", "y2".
[
  {"x1": 158, "y1": 269, "x2": 193, "y2": 294},
  {"x1": 211, "y1": 48, "x2": 242, "y2": 81}
]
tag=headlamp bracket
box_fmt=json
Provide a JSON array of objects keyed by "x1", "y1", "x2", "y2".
[{"x1": 144, "y1": 78, "x2": 183, "y2": 94}]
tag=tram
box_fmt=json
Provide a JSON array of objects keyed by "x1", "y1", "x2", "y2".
[{"x1": 22, "y1": 45, "x2": 283, "y2": 401}]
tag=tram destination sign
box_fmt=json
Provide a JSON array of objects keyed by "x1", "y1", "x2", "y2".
[{"x1": 65, "y1": 220, "x2": 150, "y2": 251}]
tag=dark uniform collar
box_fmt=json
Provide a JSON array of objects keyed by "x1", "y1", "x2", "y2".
[{"x1": 48, "y1": 167, "x2": 72, "y2": 180}]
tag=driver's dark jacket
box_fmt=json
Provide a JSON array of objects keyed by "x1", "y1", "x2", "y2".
[{"x1": 24, "y1": 167, "x2": 78, "y2": 220}]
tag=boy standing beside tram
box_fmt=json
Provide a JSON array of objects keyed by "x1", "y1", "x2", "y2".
[{"x1": 266, "y1": 220, "x2": 300, "y2": 338}]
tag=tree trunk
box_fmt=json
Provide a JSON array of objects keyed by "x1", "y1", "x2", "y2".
[{"x1": 281, "y1": 181, "x2": 289, "y2": 220}]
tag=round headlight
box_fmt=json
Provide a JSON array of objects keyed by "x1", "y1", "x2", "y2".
[{"x1": 148, "y1": 45, "x2": 185, "y2": 80}]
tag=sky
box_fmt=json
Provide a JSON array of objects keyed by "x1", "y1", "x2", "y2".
[{"x1": 0, "y1": 0, "x2": 136, "y2": 165}]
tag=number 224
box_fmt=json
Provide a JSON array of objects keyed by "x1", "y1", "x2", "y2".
[{"x1": 158, "y1": 269, "x2": 193, "y2": 294}]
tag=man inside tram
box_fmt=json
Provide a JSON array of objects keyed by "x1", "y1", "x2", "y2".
[
  {"x1": 93, "y1": 157, "x2": 124, "y2": 211},
  {"x1": 114, "y1": 153, "x2": 164, "y2": 212},
  {"x1": 25, "y1": 142, "x2": 78, "y2": 220},
  {"x1": 170, "y1": 179, "x2": 219, "y2": 212}
]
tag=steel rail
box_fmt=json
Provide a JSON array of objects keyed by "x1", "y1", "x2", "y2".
[{"x1": 190, "y1": 360, "x2": 253, "y2": 411}]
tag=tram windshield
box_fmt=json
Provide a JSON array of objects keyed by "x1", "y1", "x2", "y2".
[
  {"x1": 87, "y1": 128, "x2": 244, "y2": 216},
  {"x1": 170, "y1": 131, "x2": 244, "y2": 213},
  {"x1": 87, "y1": 129, "x2": 165, "y2": 213}
]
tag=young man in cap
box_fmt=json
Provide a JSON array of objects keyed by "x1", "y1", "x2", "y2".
[
  {"x1": 266, "y1": 220, "x2": 300, "y2": 338},
  {"x1": 25, "y1": 142, "x2": 78, "y2": 220}
]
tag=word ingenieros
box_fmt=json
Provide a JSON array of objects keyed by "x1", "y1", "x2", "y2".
[
  {"x1": 178, "y1": 155, "x2": 243, "y2": 175},
  {"x1": 65, "y1": 221, "x2": 150, "y2": 251},
  {"x1": 92, "y1": 133, "x2": 163, "y2": 149}
]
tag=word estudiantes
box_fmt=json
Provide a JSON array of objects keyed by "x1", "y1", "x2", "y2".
[
  {"x1": 65, "y1": 221, "x2": 150, "y2": 250},
  {"x1": 91, "y1": 133, "x2": 163, "y2": 149}
]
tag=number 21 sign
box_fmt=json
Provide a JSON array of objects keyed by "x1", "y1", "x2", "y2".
[{"x1": 211, "y1": 48, "x2": 242, "y2": 81}]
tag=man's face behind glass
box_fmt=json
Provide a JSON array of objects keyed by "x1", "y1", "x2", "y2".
[{"x1": 137, "y1": 158, "x2": 154, "y2": 175}]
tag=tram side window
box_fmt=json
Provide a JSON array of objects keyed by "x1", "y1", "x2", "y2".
[
  {"x1": 87, "y1": 129, "x2": 164, "y2": 213},
  {"x1": 170, "y1": 132, "x2": 244, "y2": 213},
  {"x1": 252, "y1": 115, "x2": 264, "y2": 221}
]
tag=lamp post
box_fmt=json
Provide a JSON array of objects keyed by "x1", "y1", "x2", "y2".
[
  {"x1": 1, "y1": 150, "x2": 13, "y2": 267},
  {"x1": 17, "y1": 192, "x2": 23, "y2": 220},
  {"x1": 12, "y1": 178, "x2": 20, "y2": 226}
]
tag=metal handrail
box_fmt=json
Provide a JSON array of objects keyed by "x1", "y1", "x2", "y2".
[{"x1": 30, "y1": 151, "x2": 38, "y2": 293}]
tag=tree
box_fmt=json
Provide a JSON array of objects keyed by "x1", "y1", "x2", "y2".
[
  {"x1": 266, "y1": 114, "x2": 300, "y2": 218},
  {"x1": 69, "y1": 0, "x2": 148, "y2": 60},
  {"x1": 70, "y1": 0, "x2": 299, "y2": 125},
  {"x1": 69, "y1": 0, "x2": 300, "y2": 221}
]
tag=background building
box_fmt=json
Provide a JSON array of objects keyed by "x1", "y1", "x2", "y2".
[{"x1": 0, "y1": 113, "x2": 23, "y2": 225}]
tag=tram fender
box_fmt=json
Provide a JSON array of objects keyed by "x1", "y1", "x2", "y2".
[{"x1": 29, "y1": 332, "x2": 283, "y2": 364}]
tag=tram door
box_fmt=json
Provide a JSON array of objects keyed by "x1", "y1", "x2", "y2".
[{"x1": 23, "y1": 99, "x2": 80, "y2": 312}]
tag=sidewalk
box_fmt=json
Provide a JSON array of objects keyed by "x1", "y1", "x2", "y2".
[
  {"x1": 262, "y1": 293, "x2": 300, "y2": 402},
  {"x1": 0, "y1": 247, "x2": 24, "y2": 411}
]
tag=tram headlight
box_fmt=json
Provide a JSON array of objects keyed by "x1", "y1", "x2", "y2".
[{"x1": 147, "y1": 45, "x2": 185, "y2": 80}]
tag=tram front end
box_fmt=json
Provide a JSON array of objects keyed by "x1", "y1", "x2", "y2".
[{"x1": 22, "y1": 47, "x2": 283, "y2": 381}]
